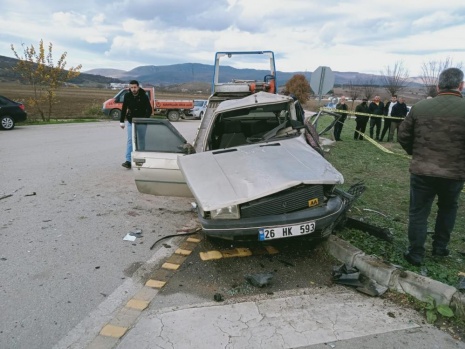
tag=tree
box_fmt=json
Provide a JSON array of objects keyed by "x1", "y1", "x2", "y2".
[
  {"x1": 346, "y1": 78, "x2": 363, "y2": 108},
  {"x1": 419, "y1": 57, "x2": 463, "y2": 98},
  {"x1": 283, "y1": 74, "x2": 311, "y2": 104},
  {"x1": 361, "y1": 75, "x2": 377, "y2": 101},
  {"x1": 11, "y1": 40, "x2": 82, "y2": 121},
  {"x1": 380, "y1": 61, "x2": 409, "y2": 97}
]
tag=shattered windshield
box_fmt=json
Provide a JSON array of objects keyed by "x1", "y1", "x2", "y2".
[{"x1": 208, "y1": 102, "x2": 300, "y2": 150}]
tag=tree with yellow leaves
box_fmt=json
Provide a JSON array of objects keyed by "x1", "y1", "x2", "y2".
[
  {"x1": 283, "y1": 74, "x2": 312, "y2": 104},
  {"x1": 11, "y1": 40, "x2": 82, "y2": 121}
]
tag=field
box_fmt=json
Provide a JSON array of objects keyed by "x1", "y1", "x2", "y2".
[{"x1": 0, "y1": 82, "x2": 210, "y2": 120}]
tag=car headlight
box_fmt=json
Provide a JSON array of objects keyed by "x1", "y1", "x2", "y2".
[{"x1": 210, "y1": 205, "x2": 240, "y2": 219}]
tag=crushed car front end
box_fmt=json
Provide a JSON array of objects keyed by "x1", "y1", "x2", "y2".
[{"x1": 197, "y1": 183, "x2": 350, "y2": 241}]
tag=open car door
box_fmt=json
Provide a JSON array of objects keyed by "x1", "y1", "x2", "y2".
[{"x1": 131, "y1": 118, "x2": 193, "y2": 197}]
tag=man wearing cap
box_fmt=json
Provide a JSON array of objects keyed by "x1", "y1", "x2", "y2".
[{"x1": 354, "y1": 98, "x2": 370, "y2": 140}]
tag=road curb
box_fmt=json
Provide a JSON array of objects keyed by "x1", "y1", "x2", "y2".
[{"x1": 325, "y1": 235, "x2": 465, "y2": 319}]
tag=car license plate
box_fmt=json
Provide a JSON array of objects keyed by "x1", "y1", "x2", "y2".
[{"x1": 258, "y1": 221, "x2": 316, "y2": 241}]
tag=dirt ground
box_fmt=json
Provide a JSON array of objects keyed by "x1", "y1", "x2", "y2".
[{"x1": 0, "y1": 82, "x2": 210, "y2": 119}]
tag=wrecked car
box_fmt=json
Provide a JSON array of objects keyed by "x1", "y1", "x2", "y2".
[{"x1": 130, "y1": 51, "x2": 357, "y2": 241}]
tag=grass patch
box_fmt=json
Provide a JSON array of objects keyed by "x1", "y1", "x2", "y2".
[{"x1": 325, "y1": 117, "x2": 465, "y2": 288}]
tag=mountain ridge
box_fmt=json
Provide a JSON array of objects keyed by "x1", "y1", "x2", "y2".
[
  {"x1": 0, "y1": 54, "x2": 421, "y2": 88},
  {"x1": 84, "y1": 62, "x2": 390, "y2": 87}
]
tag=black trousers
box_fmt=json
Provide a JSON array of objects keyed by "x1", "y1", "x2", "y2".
[
  {"x1": 354, "y1": 118, "x2": 368, "y2": 140},
  {"x1": 333, "y1": 116, "x2": 347, "y2": 140},
  {"x1": 369, "y1": 117, "x2": 382, "y2": 140},
  {"x1": 380, "y1": 118, "x2": 392, "y2": 141}
]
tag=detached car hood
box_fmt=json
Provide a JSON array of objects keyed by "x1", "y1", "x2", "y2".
[{"x1": 178, "y1": 134, "x2": 344, "y2": 211}]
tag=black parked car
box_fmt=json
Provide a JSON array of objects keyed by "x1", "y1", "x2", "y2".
[{"x1": 0, "y1": 95, "x2": 27, "y2": 130}]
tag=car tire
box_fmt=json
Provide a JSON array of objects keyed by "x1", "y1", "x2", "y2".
[
  {"x1": 110, "y1": 109, "x2": 121, "y2": 120},
  {"x1": 167, "y1": 110, "x2": 180, "y2": 122},
  {"x1": 1, "y1": 116, "x2": 15, "y2": 130},
  {"x1": 199, "y1": 111, "x2": 204, "y2": 120}
]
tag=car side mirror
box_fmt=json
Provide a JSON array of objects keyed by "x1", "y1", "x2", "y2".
[{"x1": 179, "y1": 143, "x2": 196, "y2": 154}]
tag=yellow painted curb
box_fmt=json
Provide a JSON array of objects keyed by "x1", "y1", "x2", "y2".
[
  {"x1": 145, "y1": 279, "x2": 166, "y2": 288},
  {"x1": 222, "y1": 248, "x2": 252, "y2": 258},
  {"x1": 99, "y1": 324, "x2": 128, "y2": 338},
  {"x1": 162, "y1": 262, "x2": 180, "y2": 270},
  {"x1": 187, "y1": 237, "x2": 201, "y2": 243},
  {"x1": 126, "y1": 299, "x2": 149, "y2": 311},
  {"x1": 199, "y1": 250, "x2": 223, "y2": 260},
  {"x1": 175, "y1": 248, "x2": 192, "y2": 256}
]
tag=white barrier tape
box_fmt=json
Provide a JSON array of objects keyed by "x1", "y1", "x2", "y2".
[{"x1": 352, "y1": 130, "x2": 411, "y2": 159}]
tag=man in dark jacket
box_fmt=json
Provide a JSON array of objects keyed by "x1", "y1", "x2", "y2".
[
  {"x1": 398, "y1": 67, "x2": 465, "y2": 266},
  {"x1": 333, "y1": 96, "x2": 348, "y2": 141},
  {"x1": 120, "y1": 80, "x2": 152, "y2": 169},
  {"x1": 388, "y1": 96, "x2": 408, "y2": 141},
  {"x1": 354, "y1": 98, "x2": 370, "y2": 140},
  {"x1": 368, "y1": 96, "x2": 384, "y2": 140}
]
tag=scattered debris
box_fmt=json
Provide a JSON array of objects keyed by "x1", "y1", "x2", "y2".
[
  {"x1": 332, "y1": 264, "x2": 388, "y2": 296},
  {"x1": 356, "y1": 278, "x2": 388, "y2": 297},
  {"x1": 0, "y1": 194, "x2": 13, "y2": 201},
  {"x1": 387, "y1": 312, "x2": 396, "y2": 318},
  {"x1": 123, "y1": 233, "x2": 136, "y2": 242},
  {"x1": 345, "y1": 217, "x2": 393, "y2": 242},
  {"x1": 123, "y1": 229, "x2": 143, "y2": 241},
  {"x1": 131, "y1": 229, "x2": 143, "y2": 236},
  {"x1": 25, "y1": 192, "x2": 36, "y2": 197},
  {"x1": 332, "y1": 264, "x2": 363, "y2": 287},
  {"x1": 325, "y1": 343, "x2": 336, "y2": 348},
  {"x1": 362, "y1": 208, "x2": 388, "y2": 217},
  {"x1": 245, "y1": 272, "x2": 274, "y2": 288},
  {"x1": 214, "y1": 293, "x2": 224, "y2": 302}
]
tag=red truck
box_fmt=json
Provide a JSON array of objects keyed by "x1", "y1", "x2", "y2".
[{"x1": 102, "y1": 87, "x2": 195, "y2": 121}]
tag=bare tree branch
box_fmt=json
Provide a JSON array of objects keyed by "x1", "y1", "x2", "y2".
[
  {"x1": 380, "y1": 61, "x2": 409, "y2": 96},
  {"x1": 361, "y1": 75, "x2": 377, "y2": 101},
  {"x1": 419, "y1": 57, "x2": 463, "y2": 97}
]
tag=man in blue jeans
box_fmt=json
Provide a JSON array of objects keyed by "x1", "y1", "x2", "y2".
[
  {"x1": 120, "y1": 80, "x2": 152, "y2": 169},
  {"x1": 398, "y1": 67, "x2": 465, "y2": 266}
]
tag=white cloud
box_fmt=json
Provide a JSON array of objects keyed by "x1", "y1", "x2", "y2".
[{"x1": 1, "y1": 0, "x2": 465, "y2": 75}]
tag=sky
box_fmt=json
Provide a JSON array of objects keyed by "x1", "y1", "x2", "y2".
[{"x1": 1, "y1": 0, "x2": 465, "y2": 76}]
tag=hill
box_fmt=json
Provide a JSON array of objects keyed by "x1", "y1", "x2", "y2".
[
  {"x1": 1, "y1": 54, "x2": 422, "y2": 90},
  {"x1": 0, "y1": 55, "x2": 122, "y2": 87},
  {"x1": 86, "y1": 62, "x2": 389, "y2": 88}
]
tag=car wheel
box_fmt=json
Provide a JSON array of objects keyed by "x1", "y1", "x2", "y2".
[
  {"x1": 1, "y1": 116, "x2": 15, "y2": 130},
  {"x1": 110, "y1": 109, "x2": 121, "y2": 120},
  {"x1": 199, "y1": 111, "x2": 204, "y2": 119},
  {"x1": 167, "y1": 110, "x2": 180, "y2": 122}
]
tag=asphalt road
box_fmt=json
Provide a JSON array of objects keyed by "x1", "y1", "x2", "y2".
[{"x1": 0, "y1": 120, "x2": 199, "y2": 349}]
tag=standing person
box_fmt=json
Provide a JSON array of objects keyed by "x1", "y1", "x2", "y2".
[
  {"x1": 120, "y1": 80, "x2": 152, "y2": 169},
  {"x1": 398, "y1": 67, "x2": 465, "y2": 266},
  {"x1": 354, "y1": 98, "x2": 370, "y2": 140},
  {"x1": 368, "y1": 96, "x2": 384, "y2": 141},
  {"x1": 380, "y1": 95, "x2": 397, "y2": 141},
  {"x1": 388, "y1": 96, "x2": 408, "y2": 141},
  {"x1": 333, "y1": 96, "x2": 348, "y2": 141}
]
